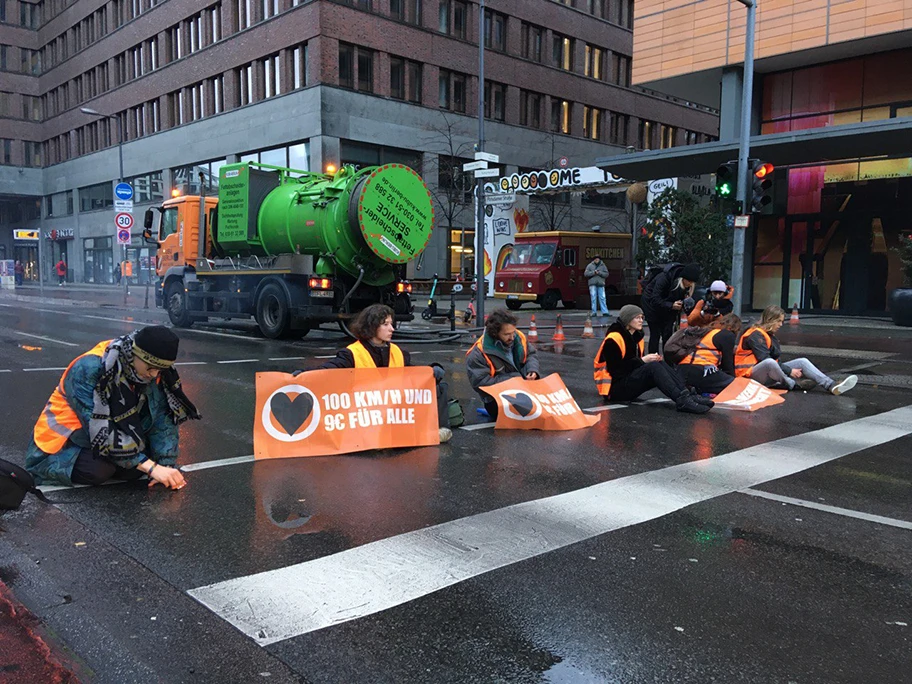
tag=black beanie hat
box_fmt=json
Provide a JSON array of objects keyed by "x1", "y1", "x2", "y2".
[
  {"x1": 681, "y1": 263, "x2": 701, "y2": 282},
  {"x1": 133, "y1": 326, "x2": 180, "y2": 368}
]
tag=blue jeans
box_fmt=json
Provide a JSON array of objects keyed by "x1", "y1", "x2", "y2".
[
  {"x1": 589, "y1": 285, "x2": 608, "y2": 315},
  {"x1": 750, "y1": 357, "x2": 834, "y2": 390}
]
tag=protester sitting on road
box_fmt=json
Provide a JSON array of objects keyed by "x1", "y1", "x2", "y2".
[
  {"x1": 304, "y1": 304, "x2": 453, "y2": 443},
  {"x1": 735, "y1": 305, "x2": 858, "y2": 394},
  {"x1": 466, "y1": 308, "x2": 540, "y2": 420},
  {"x1": 687, "y1": 280, "x2": 734, "y2": 327},
  {"x1": 25, "y1": 326, "x2": 201, "y2": 488},
  {"x1": 594, "y1": 304, "x2": 712, "y2": 414},
  {"x1": 675, "y1": 314, "x2": 742, "y2": 396},
  {"x1": 642, "y1": 262, "x2": 701, "y2": 354}
]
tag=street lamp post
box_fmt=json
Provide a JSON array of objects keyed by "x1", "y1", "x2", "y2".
[
  {"x1": 475, "y1": 0, "x2": 487, "y2": 324},
  {"x1": 81, "y1": 107, "x2": 128, "y2": 306},
  {"x1": 731, "y1": 0, "x2": 757, "y2": 316}
]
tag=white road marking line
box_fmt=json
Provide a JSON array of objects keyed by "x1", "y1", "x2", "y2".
[
  {"x1": 9, "y1": 330, "x2": 78, "y2": 347},
  {"x1": 633, "y1": 397, "x2": 672, "y2": 405},
  {"x1": 584, "y1": 404, "x2": 627, "y2": 412},
  {"x1": 216, "y1": 359, "x2": 259, "y2": 364},
  {"x1": 181, "y1": 455, "x2": 256, "y2": 472},
  {"x1": 23, "y1": 367, "x2": 67, "y2": 372},
  {"x1": 268, "y1": 357, "x2": 308, "y2": 361},
  {"x1": 188, "y1": 404, "x2": 912, "y2": 646},
  {"x1": 0, "y1": 369, "x2": 10, "y2": 373},
  {"x1": 38, "y1": 479, "x2": 133, "y2": 493},
  {"x1": 314, "y1": 355, "x2": 336, "y2": 359},
  {"x1": 460, "y1": 423, "x2": 495, "y2": 431},
  {"x1": 739, "y1": 488, "x2": 912, "y2": 530},
  {"x1": 175, "y1": 361, "x2": 209, "y2": 366}
]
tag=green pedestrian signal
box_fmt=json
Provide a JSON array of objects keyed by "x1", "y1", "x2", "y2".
[{"x1": 715, "y1": 162, "x2": 738, "y2": 199}]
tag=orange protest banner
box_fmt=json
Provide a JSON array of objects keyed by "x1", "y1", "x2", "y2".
[
  {"x1": 254, "y1": 367, "x2": 440, "y2": 459},
  {"x1": 480, "y1": 374, "x2": 599, "y2": 431},
  {"x1": 712, "y1": 377, "x2": 787, "y2": 411}
]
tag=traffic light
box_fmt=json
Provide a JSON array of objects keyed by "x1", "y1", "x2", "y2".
[
  {"x1": 715, "y1": 162, "x2": 737, "y2": 199},
  {"x1": 751, "y1": 160, "x2": 774, "y2": 212}
]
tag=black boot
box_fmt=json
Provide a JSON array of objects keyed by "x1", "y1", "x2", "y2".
[
  {"x1": 676, "y1": 390, "x2": 711, "y2": 414},
  {"x1": 689, "y1": 388, "x2": 715, "y2": 407}
]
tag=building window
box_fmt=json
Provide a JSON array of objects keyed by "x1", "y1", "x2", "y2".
[
  {"x1": 391, "y1": 0, "x2": 421, "y2": 25},
  {"x1": 439, "y1": 69, "x2": 466, "y2": 113},
  {"x1": 639, "y1": 120, "x2": 653, "y2": 150},
  {"x1": 293, "y1": 44, "x2": 307, "y2": 89},
  {"x1": 237, "y1": 64, "x2": 254, "y2": 105},
  {"x1": 406, "y1": 60, "x2": 421, "y2": 103},
  {"x1": 129, "y1": 172, "x2": 164, "y2": 203},
  {"x1": 22, "y1": 96, "x2": 42, "y2": 121},
  {"x1": 484, "y1": 9, "x2": 507, "y2": 51},
  {"x1": 583, "y1": 106, "x2": 602, "y2": 140},
  {"x1": 79, "y1": 182, "x2": 114, "y2": 212},
  {"x1": 357, "y1": 48, "x2": 374, "y2": 92},
  {"x1": 684, "y1": 130, "x2": 698, "y2": 146},
  {"x1": 609, "y1": 112, "x2": 629, "y2": 145},
  {"x1": 46, "y1": 191, "x2": 74, "y2": 217},
  {"x1": 587, "y1": 0, "x2": 606, "y2": 19},
  {"x1": 210, "y1": 5, "x2": 221, "y2": 42},
  {"x1": 391, "y1": 57, "x2": 422, "y2": 103},
  {"x1": 438, "y1": 0, "x2": 467, "y2": 39},
  {"x1": 263, "y1": 53, "x2": 280, "y2": 98},
  {"x1": 552, "y1": 34, "x2": 573, "y2": 71},
  {"x1": 519, "y1": 90, "x2": 542, "y2": 128},
  {"x1": 263, "y1": 0, "x2": 279, "y2": 20},
  {"x1": 585, "y1": 44, "x2": 604, "y2": 80},
  {"x1": 24, "y1": 141, "x2": 42, "y2": 167},
  {"x1": 660, "y1": 124, "x2": 676, "y2": 149},
  {"x1": 612, "y1": 52, "x2": 631, "y2": 87},
  {"x1": 551, "y1": 99, "x2": 571, "y2": 134},
  {"x1": 20, "y1": 1, "x2": 41, "y2": 28},
  {"x1": 339, "y1": 44, "x2": 374, "y2": 92},
  {"x1": 484, "y1": 82, "x2": 506, "y2": 122},
  {"x1": 237, "y1": 0, "x2": 251, "y2": 30},
  {"x1": 339, "y1": 43, "x2": 354, "y2": 89},
  {"x1": 521, "y1": 23, "x2": 543, "y2": 63}
]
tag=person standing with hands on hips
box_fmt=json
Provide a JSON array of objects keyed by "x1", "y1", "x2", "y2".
[
  {"x1": 466, "y1": 309, "x2": 541, "y2": 420},
  {"x1": 641, "y1": 262, "x2": 701, "y2": 354},
  {"x1": 26, "y1": 326, "x2": 201, "y2": 488},
  {"x1": 594, "y1": 305, "x2": 712, "y2": 414},
  {"x1": 584, "y1": 255, "x2": 610, "y2": 318}
]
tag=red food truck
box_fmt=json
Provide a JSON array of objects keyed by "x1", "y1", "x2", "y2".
[{"x1": 493, "y1": 231, "x2": 631, "y2": 310}]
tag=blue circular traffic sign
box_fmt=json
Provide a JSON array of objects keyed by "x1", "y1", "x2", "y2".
[{"x1": 114, "y1": 182, "x2": 134, "y2": 201}]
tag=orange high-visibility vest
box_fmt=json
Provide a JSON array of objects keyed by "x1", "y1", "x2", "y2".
[
  {"x1": 33, "y1": 340, "x2": 111, "y2": 454},
  {"x1": 683, "y1": 329, "x2": 723, "y2": 367},
  {"x1": 734, "y1": 327, "x2": 772, "y2": 377},
  {"x1": 467, "y1": 331, "x2": 529, "y2": 377},
  {"x1": 346, "y1": 341, "x2": 405, "y2": 368},
  {"x1": 593, "y1": 332, "x2": 644, "y2": 396}
]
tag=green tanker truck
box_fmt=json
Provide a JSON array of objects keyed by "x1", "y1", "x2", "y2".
[{"x1": 144, "y1": 161, "x2": 434, "y2": 338}]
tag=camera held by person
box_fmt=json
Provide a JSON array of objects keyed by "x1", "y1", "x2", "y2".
[{"x1": 687, "y1": 280, "x2": 734, "y2": 327}]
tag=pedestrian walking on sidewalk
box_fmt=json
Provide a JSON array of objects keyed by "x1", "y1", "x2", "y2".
[
  {"x1": 584, "y1": 255, "x2": 610, "y2": 318},
  {"x1": 734, "y1": 305, "x2": 858, "y2": 395},
  {"x1": 25, "y1": 326, "x2": 201, "y2": 488},
  {"x1": 14, "y1": 260, "x2": 24, "y2": 286},
  {"x1": 593, "y1": 304, "x2": 712, "y2": 414},
  {"x1": 55, "y1": 258, "x2": 67, "y2": 286}
]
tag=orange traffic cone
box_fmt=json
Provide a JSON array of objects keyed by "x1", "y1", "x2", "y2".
[
  {"x1": 790, "y1": 304, "x2": 800, "y2": 325},
  {"x1": 582, "y1": 314, "x2": 595, "y2": 338},
  {"x1": 552, "y1": 314, "x2": 566, "y2": 342},
  {"x1": 528, "y1": 315, "x2": 539, "y2": 343}
]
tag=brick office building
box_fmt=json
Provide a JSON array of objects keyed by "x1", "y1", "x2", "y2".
[
  {"x1": 598, "y1": 0, "x2": 912, "y2": 316},
  {"x1": 0, "y1": 0, "x2": 716, "y2": 285}
]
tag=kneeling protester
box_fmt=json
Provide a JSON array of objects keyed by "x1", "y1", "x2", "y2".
[{"x1": 479, "y1": 374, "x2": 599, "y2": 431}]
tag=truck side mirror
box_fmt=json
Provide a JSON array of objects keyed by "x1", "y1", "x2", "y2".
[{"x1": 143, "y1": 209, "x2": 154, "y2": 229}]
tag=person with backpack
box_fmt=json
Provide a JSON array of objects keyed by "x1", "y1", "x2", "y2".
[
  {"x1": 295, "y1": 304, "x2": 454, "y2": 442},
  {"x1": 583, "y1": 255, "x2": 610, "y2": 318},
  {"x1": 734, "y1": 305, "x2": 858, "y2": 395},
  {"x1": 641, "y1": 262, "x2": 701, "y2": 354},
  {"x1": 671, "y1": 313, "x2": 742, "y2": 395},
  {"x1": 25, "y1": 326, "x2": 201, "y2": 488},
  {"x1": 593, "y1": 304, "x2": 712, "y2": 414}
]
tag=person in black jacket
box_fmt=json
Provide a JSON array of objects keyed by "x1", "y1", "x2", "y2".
[
  {"x1": 594, "y1": 305, "x2": 712, "y2": 414},
  {"x1": 675, "y1": 314, "x2": 742, "y2": 395},
  {"x1": 642, "y1": 262, "x2": 701, "y2": 354}
]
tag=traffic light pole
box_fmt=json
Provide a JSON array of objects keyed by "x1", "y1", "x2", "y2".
[{"x1": 732, "y1": 0, "x2": 756, "y2": 316}]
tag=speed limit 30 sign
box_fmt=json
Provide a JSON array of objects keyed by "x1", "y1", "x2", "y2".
[{"x1": 115, "y1": 212, "x2": 134, "y2": 230}]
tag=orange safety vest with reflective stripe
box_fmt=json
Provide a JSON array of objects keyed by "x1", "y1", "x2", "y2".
[
  {"x1": 467, "y1": 331, "x2": 529, "y2": 377},
  {"x1": 682, "y1": 329, "x2": 723, "y2": 367},
  {"x1": 734, "y1": 327, "x2": 772, "y2": 378},
  {"x1": 33, "y1": 340, "x2": 110, "y2": 454},
  {"x1": 593, "y1": 332, "x2": 644, "y2": 396},
  {"x1": 346, "y1": 340, "x2": 405, "y2": 368}
]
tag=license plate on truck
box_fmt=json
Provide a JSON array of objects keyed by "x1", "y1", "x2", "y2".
[
  {"x1": 311, "y1": 290, "x2": 334, "y2": 298},
  {"x1": 507, "y1": 294, "x2": 518, "y2": 299}
]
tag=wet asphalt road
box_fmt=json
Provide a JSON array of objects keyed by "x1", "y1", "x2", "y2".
[{"x1": 0, "y1": 297, "x2": 910, "y2": 684}]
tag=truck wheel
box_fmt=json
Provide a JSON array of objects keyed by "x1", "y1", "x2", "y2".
[
  {"x1": 166, "y1": 281, "x2": 193, "y2": 328},
  {"x1": 505, "y1": 300, "x2": 523, "y2": 311},
  {"x1": 541, "y1": 290, "x2": 560, "y2": 310},
  {"x1": 256, "y1": 283, "x2": 291, "y2": 339}
]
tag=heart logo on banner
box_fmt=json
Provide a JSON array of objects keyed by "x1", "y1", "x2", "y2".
[
  {"x1": 270, "y1": 392, "x2": 315, "y2": 435},
  {"x1": 504, "y1": 392, "x2": 535, "y2": 417}
]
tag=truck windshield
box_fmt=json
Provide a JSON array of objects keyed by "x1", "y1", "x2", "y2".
[
  {"x1": 511, "y1": 243, "x2": 556, "y2": 266},
  {"x1": 160, "y1": 207, "x2": 178, "y2": 240}
]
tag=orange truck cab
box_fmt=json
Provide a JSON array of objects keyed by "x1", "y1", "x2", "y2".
[{"x1": 493, "y1": 231, "x2": 631, "y2": 310}]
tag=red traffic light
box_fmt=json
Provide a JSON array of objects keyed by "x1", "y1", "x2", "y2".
[{"x1": 754, "y1": 162, "x2": 774, "y2": 179}]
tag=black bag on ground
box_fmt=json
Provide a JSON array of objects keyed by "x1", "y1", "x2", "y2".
[
  {"x1": 663, "y1": 326, "x2": 711, "y2": 365},
  {"x1": 0, "y1": 458, "x2": 48, "y2": 511}
]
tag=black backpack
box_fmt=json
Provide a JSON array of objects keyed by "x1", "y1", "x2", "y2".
[
  {"x1": 642, "y1": 262, "x2": 681, "y2": 291},
  {"x1": 663, "y1": 326, "x2": 711, "y2": 365},
  {"x1": 1, "y1": 458, "x2": 48, "y2": 512}
]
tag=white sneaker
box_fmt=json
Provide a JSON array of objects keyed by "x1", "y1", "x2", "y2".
[
  {"x1": 831, "y1": 375, "x2": 858, "y2": 396},
  {"x1": 438, "y1": 427, "x2": 453, "y2": 443}
]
